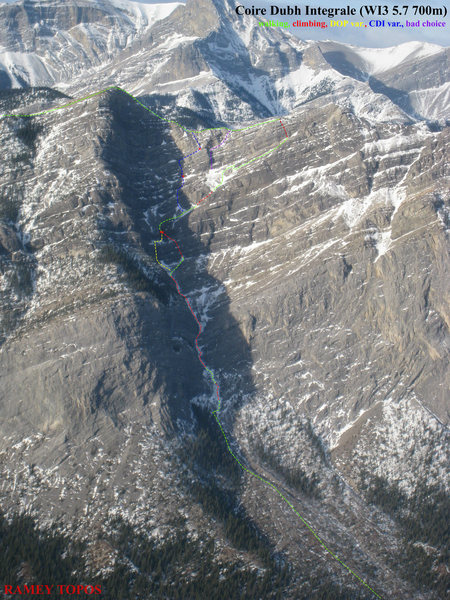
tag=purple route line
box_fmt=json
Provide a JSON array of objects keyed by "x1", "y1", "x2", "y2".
[
  {"x1": 210, "y1": 130, "x2": 232, "y2": 168},
  {"x1": 157, "y1": 120, "x2": 382, "y2": 600},
  {"x1": 176, "y1": 129, "x2": 232, "y2": 211}
]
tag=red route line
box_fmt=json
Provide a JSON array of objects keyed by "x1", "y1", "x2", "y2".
[
  {"x1": 160, "y1": 230, "x2": 183, "y2": 260},
  {"x1": 159, "y1": 120, "x2": 287, "y2": 391},
  {"x1": 158, "y1": 121, "x2": 382, "y2": 600},
  {"x1": 164, "y1": 261, "x2": 221, "y2": 409},
  {"x1": 159, "y1": 122, "x2": 289, "y2": 410},
  {"x1": 197, "y1": 189, "x2": 214, "y2": 205}
]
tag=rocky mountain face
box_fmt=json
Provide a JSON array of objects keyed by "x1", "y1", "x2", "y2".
[
  {"x1": 0, "y1": 0, "x2": 181, "y2": 87},
  {"x1": 317, "y1": 40, "x2": 450, "y2": 123},
  {"x1": 1, "y1": 0, "x2": 448, "y2": 124},
  {"x1": 0, "y1": 1, "x2": 449, "y2": 599}
]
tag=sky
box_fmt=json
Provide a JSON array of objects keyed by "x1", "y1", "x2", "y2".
[
  {"x1": 245, "y1": 0, "x2": 449, "y2": 46},
  {"x1": 1, "y1": 0, "x2": 448, "y2": 47}
]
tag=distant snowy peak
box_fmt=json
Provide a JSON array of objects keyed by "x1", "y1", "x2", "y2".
[
  {"x1": 0, "y1": 0, "x2": 448, "y2": 124},
  {"x1": 0, "y1": 0, "x2": 182, "y2": 36},
  {"x1": 354, "y1": 41, "x2": 444, "y2": 75},
  {"x1": 317, "y1": 39, "x2": 449, "y2": 122},
  {"x1": 319, "y1": 40, "x2": 445, "y2": 77},
  {"x1": 0, "y1": 0, "x2": 181, "y2": 87},
  {"x1": 106, "y1": 0, "x2": 182, "y2": 28}
]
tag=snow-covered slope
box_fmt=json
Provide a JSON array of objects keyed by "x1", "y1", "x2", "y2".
[
  {"x1": 0, "y1": 0, "x2": 181, "y2": 87},
  {"x1": 0, "y1": 2, "x2": 448, "y2": 598},
  {"x1": 0, "y1": 0, "x2": 449, "y2": 122},
  {"x1": 49, "y1": 0, "x2": 411, "y2": 125},
  {"x1": 109, "y1": 0, "x2": 181, "y2": 23},
  {"x1": 319, "y1": 40, "x2": 449, "y2": 122},
  {"x1": 357, "y1": 41, "x2": 443, "y2": 73},
  {"x1": 1, "y1": 82, "x2": 448, "y2": 599},
  {"x1": 67, "y1": 0, "x2": 448, "y2": 124},
  {"x1": 0, "y1": 0, "x2": 448, "y2": 124},
  {"x1": 321, "y1": 40, "x2": 444, "y2": 77}
]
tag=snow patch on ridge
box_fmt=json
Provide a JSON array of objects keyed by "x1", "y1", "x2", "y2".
[
  {"x1": 338, "y1": 185, "x2": 407, "y2": 231},
  {"x1": 0, "y1": 0, "x2": 181, "y2": 88},
  {"x1": 350, "y1": 41, "x2": 444, "y2": 75},
  {"x1": 109, "y1": 0, "x2": 181, "y2": 26}
]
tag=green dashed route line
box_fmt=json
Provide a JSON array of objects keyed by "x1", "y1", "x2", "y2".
[
  {"x1": 1, "y1": 85, "x2": 281, "y2": 133},
  {"x1": 154, "y1": 134, "x2": 290, "y2": 275},
  {"x1": 2, "y1": 86, "x2": 382, "y2": 599}
]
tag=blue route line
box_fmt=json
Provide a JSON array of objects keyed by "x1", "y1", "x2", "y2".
[{"x1": 155, "y1": 123, "x2": 382, "y2": 600}]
